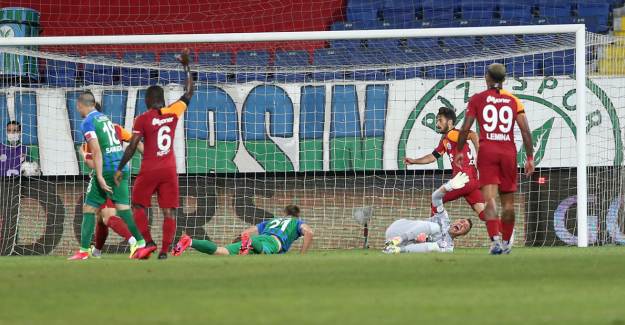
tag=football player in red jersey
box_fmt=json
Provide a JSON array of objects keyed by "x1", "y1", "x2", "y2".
[
  {"x1": 405, "y1": 107, "x2": 485, "y2": 221},
  {"x1": 455, "y1": 63, "x2": 534, "y2": 255},
  {"x1": 114, "y1": 49, "x2": 194, "y2": 259}
]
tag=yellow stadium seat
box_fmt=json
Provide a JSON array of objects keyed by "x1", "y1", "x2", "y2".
[
  {"x1": 606, "y1": 45, "x2": 625, "y2": 59},
  {"x1": 598, "y1": 58, "x2": 625, "y2": 75}
]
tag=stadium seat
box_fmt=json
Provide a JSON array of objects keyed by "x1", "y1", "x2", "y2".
[
  {"x1": 498, "y1": 0, "x2": 533, "y2": 21},
  {"x1": 330, "y1": 22, "x2": 363, "y2": 48},
  {"x1": 353, "y1": 48, "x2": 389, "y2": 81},
  {"x1": 235, "y1": 50, "x2": 271, "y2": 83},
  {"x1": 312, "y1": 48, "x2": 353, "y2": 81},
  {"x1": 382, "y1": 0, "x2": 420, "y2": 24},
  {"x1": 537, "y1": 0, "x2": 573, "y2": 18},
  {"x1": 542, "y1": 50, "x2": 575, "y2": 76},
  {"x1": 521, "y1": 34, "x2": 557, "y2": 46},
  {"x1": 465, "y1": 60, "x2": 503, "y2": 77},
  {"x1": 158, "y1": 51, "x2": 189, "y2": 85},
  {"x1": 425, "y1": 63, "x2": 462, "y2": 79},
  {"x1": 504, "y1": 55, "x2": 536, "y2": 77},
  {"x1": 385, "y1": 47, "x2": 425, "y2": 79},
  {"x1": 423, "y1": 0, "x2": 457, "y2": 21},
  {"x1": 406, "y1": 37, "x2": 439, "y2": 48},
  {"x1": 482, "y1": 35, "x2": 518, "y2": 48},
  {"x1": 346, "y1": 0, "x2": 384, "y2": 21},
  {"x1": 442, "y1": 37, "x2": 476, "y2": 47},
  {"x1": 44, "y1": 59, "x2": 77, "y2": 87},
  {"x1": 460, "y1": 1, "x2": 496, "y2": 20},
  {"x1": 274, "y1": 50, "x2": 310, "y2": 82},
  {"x1": 84, "y1": 53, "x2": 117, "y2": 86},
  {"x1": 575, "y1": 2, "x2": 610, "y2": 33},
  {"x1": 197, "y1": 51, "x2": 231, "y2": 83},
  {"x1": 121, "y1": 52, "x2": 156, "y2": 86}
]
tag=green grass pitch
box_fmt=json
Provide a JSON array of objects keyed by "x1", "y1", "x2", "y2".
[{"x1": 1, "y1": 247, "x2": 625, "y2": 325}]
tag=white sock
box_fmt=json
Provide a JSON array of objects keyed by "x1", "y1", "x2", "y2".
[{"x1": 128, "y1": 236, "x2": 137, "y2": 246}]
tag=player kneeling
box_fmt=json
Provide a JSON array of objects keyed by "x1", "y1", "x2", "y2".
[
  {"x1": 172, "y1": 205, "x2": 314, "y2": 256},
  {"x1": 383, "y1": 172, "x2": 473, "y2": 254}
]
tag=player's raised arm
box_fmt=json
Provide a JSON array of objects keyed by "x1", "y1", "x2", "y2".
[
  {"x1": 516, "y1": 112, "x2": 534, "y2": 176},
  {"x1": 178, "y1": 48, "x2": 194, "y2": 101},
  {"x1": 299, "y1": 223, "x2": 314, "y2": 254},
  {"x1": 114, "y1": 134, "x2": 142, "y2": 185}
]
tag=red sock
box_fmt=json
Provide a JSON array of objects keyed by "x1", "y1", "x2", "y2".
[
  {"x1": 161, "y1": 216, "x2": 176, "y2": 254},
  {"x1": 478, "y1": 211, "x2": 486, "y2": 221},
  {"x1": 133, "y1": 207, "x2": 153, "y2": 243},
  {"x1": 501, "y1": 220, "x2": 515, "y2": 242},
  {"x1": 485, "y1": 219, "x2": 500, "y2": 240},
  {"x1": 106, "y1": 216, "x2": 132, "y2": 241},
  {"x1": 499, "y1": 219, "x2": 503, "y2": 236},
  {"x1": 94, "y1": 221, "x2": 108, "y2": 250}
]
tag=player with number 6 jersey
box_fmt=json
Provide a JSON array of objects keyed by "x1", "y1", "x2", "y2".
[
  {"x1": 115, "y1": 48, "x2": 194, "y2": 260},
  {"x1": 455, "y1": 63, "x2": 534, "y2": 255}
]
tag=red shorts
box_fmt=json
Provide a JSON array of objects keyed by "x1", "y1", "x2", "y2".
[
  {"x1": 443, "y1": 177, "x2": 484, "y2": 206},
  {"x1": 131, "y1": 168, "x2": 179, "y2": 208},
  {"x1": 99, "y1": 198, "x2": 115, "y2": 210},
  {"x1": 477, "y1": 145, "x2": 518, "y2": 193}
]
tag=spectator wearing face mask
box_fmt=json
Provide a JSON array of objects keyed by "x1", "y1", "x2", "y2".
[{"x1": 0, "y1": 121, "x2": 27, "y2": 177}]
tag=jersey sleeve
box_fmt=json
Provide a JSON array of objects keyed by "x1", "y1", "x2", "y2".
[
  {"x1": 432, "y1": 138, "x2": 446, "y2": 158},
  {"x1": 512, "y1": 95, "x2": 525, "y2": 114},
  {"x1": 296, "y1": 219, "x2": 305, "y2": 237},
  {"x1": 132, "y1": 115, "x2": 144, "y2": 136},
  {"x1": 115, "y1": 124, "x2": 133, "y2": 142},
  {"x1": 466, "y1": 95, "x2": 479, "y2": 118},
  {"x1": 256, "y1": 220, "x2": 268, "y2": 233},
  {"x1": 81, "y1": 118, "x2": 97, "y2": 142},
  {"x1": 160, "y1": 99, "x2": 187, "y2": 118}
]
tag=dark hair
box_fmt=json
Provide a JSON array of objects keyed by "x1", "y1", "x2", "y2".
[
  {"x1": 78, "y1": 90, "x2": 96, "y2": 107},
  {"x1": 437, "y1": 107, "x2": 457, "y2": 125},
  {"x1": 284, "y1": 204, "x2": 300, "y2": 217},
  {"x1": 95, "y1": 102, "x2": 102, "y2": 112},
  {"x1": 145, "y1": 85, "x2": 165, "y2": 109},
  {"x1": 466, "y1": 218, "x2": 473, "y2": 230},
  {"x1": 6, "y1": 120, "x2": 21, "y2": 131}
]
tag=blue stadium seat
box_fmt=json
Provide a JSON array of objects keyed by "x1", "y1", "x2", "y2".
[
  {"x1": 576, "y1": 2, "x2": 609, "y2": 33},
  {"x1": 460, "y1": 1, "x2": 496, "y2": 20},
  {"x1": 442, "y1": 37, "x2": 476, "y2": 47},
  {"x1": 406, "y1": 37, "x2": 439, "y2": 48},
  {"x1": 347, "y1": 0, "x2": 384, "y2": 21},
  {"x1": 235, "y1": 50, "x2": 271, "y2": 83},
  {"x1": 158, "y1": 51, "x2": 188, "y2": 85},
  {"x1": 121, "y1": 52, "x2": 156, "y2": 86},
  {"x1": 521, "y1": 33, "x2": 557, "y2": 45},
  {"x1": 45, "y1": 59, "x2": 77, "y2": 87},
  {"x1": 330, "y1": 21, "x2": 355, "y2": 31},
  {"x1": 482, "y1": 35, "x2": 518, "y2": 48},
  {"x1": 312, "y1": 48, "x2": 352, "y2": 81},
  {"x1": 465, "y1": 60, "x2": 503, "y2": 77},
  {"x1": 382, "y1": 0, "x2": 420, "y2": 23},
  {"x1": 423, "y1": 0, "x2": 457, "y2": 21},
  {"x1": 537, "y1": 0, "x2": 573, "y2": 18},
  {"x1": 425, "y1": 63, "x2": 462, "y2": 79},
  {"x1": 498, "y1": 0, "x2": 533, "y2": 20},
  {"x1": 330, "y1": 22, "x2": 363, "y2": 48},
  {"x1": 84, "y1": 53, "x2": 117, "y2": 86},
  {"x1": 274, "y1": 50, "x2": 309, "y2": 83},
  {"x1": 504, "y1": 55, "x2": 536, "y2": 77},
  {"x1": 385, "y1": 47, "x2": 425, "y2": 80},
  {"x1": 353, "y1": 48, "x2": 389, "y2": 81},
  {"x1": 197, "y1": 51, "x2": 231, "y2": 83},
  {"x1": 542, "y1": 50, "x2": 575, "y2": 76}
]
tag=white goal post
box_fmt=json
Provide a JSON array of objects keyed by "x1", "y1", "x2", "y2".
[{"x1": 0, "y1": 24, "x2": 593, "y2": 252}]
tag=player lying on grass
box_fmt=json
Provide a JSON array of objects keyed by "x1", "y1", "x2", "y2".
[
  {"x1": 383, "y1": 172, "x2": 473, "y2": 254},
  {"x1": 79, "y1": 104, "x2": 144, "y2": 258},
  {"x1": 172, "y1": 205, "x2": 314, "y2": 256},
  {"x1": 69, "y1": 91, "x2": 150, "y2": 260}
]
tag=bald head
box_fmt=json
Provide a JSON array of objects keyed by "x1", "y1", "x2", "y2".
[{"x1": 486, "y1": 63, "x2": 506, "y2": 88}]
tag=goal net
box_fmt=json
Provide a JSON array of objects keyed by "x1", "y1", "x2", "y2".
[{"x1": 0, "y1": 25, "x2": 623, "y2": 255}]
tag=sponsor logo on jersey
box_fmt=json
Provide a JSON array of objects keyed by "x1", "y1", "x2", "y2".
[
  {"x1": 157, "y1": 148, "x2": 171, "y2": 157},
  {"x1": 486, "y1": 96, "x2": 511, "y2": 104},
  {"x1": 105, "y1": 145, "x2": 123, "y2": 154},
  {"x1": 152, "y1": 117, "x2": 174, "y2": 126}
]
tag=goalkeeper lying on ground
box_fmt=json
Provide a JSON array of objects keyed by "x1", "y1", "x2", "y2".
[
  {"x1": 383, "y1": 172, "x2": 473, "y2": 254},
  {"x1": 172, "y1": 205, "x2": 314, "y2": 256}
]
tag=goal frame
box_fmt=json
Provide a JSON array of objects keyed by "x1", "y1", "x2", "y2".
[{"x1": 0, "y1": 24, "x2": 589, "y2": 247}]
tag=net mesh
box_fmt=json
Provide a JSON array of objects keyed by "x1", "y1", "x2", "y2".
[{"x1": 1, "y1": 29, "x2": 624, "y2": 255}]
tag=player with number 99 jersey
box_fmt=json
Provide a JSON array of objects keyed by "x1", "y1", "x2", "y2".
[
  {"x1": 131, "y1": 98, "x2": 187, "y2": 208},
  {"x1": 466, "y1": 88, "x2": 524, "y2": 192}
]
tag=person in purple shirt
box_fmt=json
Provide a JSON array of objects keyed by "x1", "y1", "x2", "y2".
[{"x1": 0, "y1": 121, "x2": 27, "y2": 177}]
